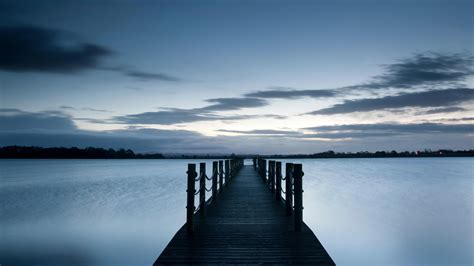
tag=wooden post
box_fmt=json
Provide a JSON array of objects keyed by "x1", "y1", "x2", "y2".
[
  {"x1": 225, "y1": 160, "x2": 230, "y2": 186},
  {"x1": 212, "y1": 161, "x2": 218, "y2": 200},
  {"x1": 253, "y1": 158, "x2": 256, "y2": 169},
  {"x1": 186, "y1": 163, "x2": 196, "y2": 232},
  {"x1": 262, "y1": 159, "x2": 267, "y2": 183},
  {"x1": 275, "y1": 161, "x2": 281, "y2": 201},
  {"x1": 199, "y1": 162, "x2": 206, "y2": 217},
  {"x1": 268, "y1": 160, "x2": 275, "y2": 192},
  {"x1": 219, "y1": 160, "x2": 223, "y2": 191},
  {"x1": 285, "y1": 163, "x2": 293, "y2": 216},
  {"x1": 293, "y1": 164, "x2": 303, "y2": 232}
]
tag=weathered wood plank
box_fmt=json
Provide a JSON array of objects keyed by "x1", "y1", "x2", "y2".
[{"x1": 154, "y1": 165, "x2": 335, "y2": 265}]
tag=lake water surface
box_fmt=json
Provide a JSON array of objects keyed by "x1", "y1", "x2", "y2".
[{"x1": 0, "y1": 158, "x2": 472, "y2": 265}]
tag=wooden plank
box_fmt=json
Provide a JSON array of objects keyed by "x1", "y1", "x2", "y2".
[{"x1": 154, "y1": 165, "x2": 335, "y2": 265}]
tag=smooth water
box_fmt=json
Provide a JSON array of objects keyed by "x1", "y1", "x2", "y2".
[{"x1": 0, "y1": 158, "x2": 472, "y2": 266}]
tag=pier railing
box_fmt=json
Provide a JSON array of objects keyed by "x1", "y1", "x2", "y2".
[
  {"x1": 186, "y1": 158, "x2": 244, "y2": 232},
  {"x1": 253, "y1": 158, "x2": 304, "y2": 231}
]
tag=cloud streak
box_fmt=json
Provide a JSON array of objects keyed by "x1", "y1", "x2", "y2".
[
  {"x1": 308, "y1": 88, "x2": 474, "y2": 115},
  {"x1": 244, "y1": 87, "x2": 337, "y2": 99},
  {"x1": 304, "y1": 122, "x2": 474, "y2": 139}
]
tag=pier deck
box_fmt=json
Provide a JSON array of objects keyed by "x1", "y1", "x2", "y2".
[{"x1": 154, "y1": 164, "x2": 335, "y2": 265}]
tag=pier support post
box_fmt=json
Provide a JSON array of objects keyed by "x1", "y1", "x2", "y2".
[
  {"x1": 225, "y1": 160, "x2": 230, "y2": 185},
  {"x1": 285, "y1": 163, "x2": 293, "y2": 216},
  {"x1": 275, "y1": 161, "x2": 281, "y2": 201},
  {"x1": 262, "y1": 159, "x2": 267, "y2": 183},
  {"x1": 293, "y1": 164, "x2": 303, "y2": 232},
  {"x1": 212, "y1": 161, "x2": 218, "y2": 200},
  {"x1": 199, "y1": 162, "x2": 206, "y2": 217},
  {"x1": 219, "y1": 160, "x2": 223, "y2": 192},
  {"x1": 268, "y1": 160, "x2": 275, "y2": 192},
  {"x1": 186, "y1": 164, "x2": 196, "y2": 232}
]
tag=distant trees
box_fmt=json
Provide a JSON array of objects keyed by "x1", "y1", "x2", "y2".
[
  {"x1": 263, "y1": 149, "x2": 474, "y2": 159},
  {"x1": 0, "y1": 146, "x2": 164, "y2": 159}
]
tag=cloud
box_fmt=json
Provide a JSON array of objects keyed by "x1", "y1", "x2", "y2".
[
  {"x1": 217, "y1": 129, "x2": 301, "y2": 135},
  {"x1": 0, "y1": 25, "x2": 112, "y2": 73},
  {"x1": 113, "y1": 109, "x2": 283, "y2": 125},
  {"x1": 308, "y1": 88, "x2": 474, "y2": 115},
  {"x1": 59, "y1": 106, "x2": 111, "y2": 113},
  {"x1": 112, "y1": 97, "x2": 276, "y2": 125},
  {"x1": 373, "y1": 52, "x2": 474, "y2": 89},
  {"x1": 244, "y1": 87, "x2": 337, "y2": 99},
  {"x1": 304, "y1": 122, "x2": 474, "y2": 139},
  {"x1": 343, "y1": 52, "x2": 474, "y2": 91},
  {"x1": 0, "y1": 109, "x2": 77, "y2": 131},
  {"x1": 0, "y1": 25, "x2": 182, "y2": 81},
  {"x1": 417, "y1": 107, "x2": 467, "y2": 115},
  {"x1": 123, "y1": 70, "x2": 182, "y2": 82},
  {"x1": 202, "y1": 97, "x2": 268, "y2": 111}
]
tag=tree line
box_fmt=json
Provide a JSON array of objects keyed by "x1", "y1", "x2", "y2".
[{"x1": 0, "y1": 146, "x2": 164, "y2": 159}]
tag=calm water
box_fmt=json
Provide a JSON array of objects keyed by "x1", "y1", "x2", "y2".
[{"x1": 0, "y1": 158, "x2": 472, "y2": 266}]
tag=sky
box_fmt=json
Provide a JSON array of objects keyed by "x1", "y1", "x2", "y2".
[{"x1": 0, "y1": 0, "x2": 473, "y2": 154}]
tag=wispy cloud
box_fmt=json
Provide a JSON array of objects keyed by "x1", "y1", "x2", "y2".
[
  {"x1": 244, "y1": 87, "x2": 336, "y2": 99},
  {"x1": 308, "y1": 88, "x2": 474, "y2": 115},
  {"x1": 217, "y1": 129, "x2": 301, "y2": 135},
  {"x1": 122, "y1": 70, "x2": 182, "y2": 82},
  {"x1": 304, "y1": 122, "x2": 474, "y2": 139},
  {"x1": 112, "y1": 97, "x2": 278, "y2": 125},
  {"x1": 416, "y1": 107, "x2": 467, "y2": 115}
]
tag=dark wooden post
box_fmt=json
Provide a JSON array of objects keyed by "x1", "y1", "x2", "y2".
[
  {"x1": 293, "y1": 164, "x2": 303, "y2": 232},
  {"x1": 199, "y1": 162, "x2": 206, "y2": 217},
  {"x1": 186, "y1": 163, "x2": 196, "y2": 232},
  {"x1": 219, "y1": 160, "x2": 223, "y2": 191},
  {"x1": 285, "y1": 163, "x2": 293, "y2": 216},
  {"x1": 275, "y1": 161, "x2": 282, "y2": 201},
  {"x1": 262, "y1": 159, "x2": 267, "y2": 183},
  {"x1": 268, "y1": 160, "x2": 275, "y2": 192},
  {"x1": 212, "y1": 161, "x2": 218, "y2": 199},
  {"x1": 253, "y1": 158, "x2": 256, "y2": 169},
  {"x1": 225, "y1": 160, "x2": 230, "y2": 185}
]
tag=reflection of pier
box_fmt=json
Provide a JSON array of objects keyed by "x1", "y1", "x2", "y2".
[{"x1": 154, "y1": 158, "x2": 335, "y2": 265}]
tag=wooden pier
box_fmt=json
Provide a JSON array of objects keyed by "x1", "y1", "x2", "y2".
[{"x1": 154, "y1": 158, "x2": 335, "y2": 265}]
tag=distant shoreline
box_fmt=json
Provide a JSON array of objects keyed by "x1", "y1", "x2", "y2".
[{"x1": 0, "y1": 146, "x2": 473, "y2": 159}]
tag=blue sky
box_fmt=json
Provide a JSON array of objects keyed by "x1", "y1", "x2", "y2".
[{"x1": 0, "y1": 0, "x2": 472, "y2": 153}]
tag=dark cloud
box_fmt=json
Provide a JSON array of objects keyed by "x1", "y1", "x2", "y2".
[
  {"x1": 242, "y1": 52, "x2": 473, "y2": 103},
  {"x1": 0, "y1": 25, "x2": 112, "y2": 73},
  {"x1": 0, "y1": 109, "x2": 77, "y2": 131},
  {"x1": 340, "y1": 52, "x2": 474, "y2": 92},
  {"x1": 374, "y1": 52, "x2": 474, "y2": 89},
  {"x1": 202, "y1": 97, "x2": 268, "y2": 111},
  {"x1": 308, "y1": 88, "x2": 474, "y2": 115},
  {"x1": 244, "y1": 87, "x2": 336, "y2": 99},
  {"x1": 304, "y1": 122, "x2": 474, "y2": 139},
  {"x1": 123, "y1": 70, "x2": 182, "y2": 82},
  {"x1": 417, "y1": 107, "x2": 467, "y2": 115},
  {"x1": 0, "y1": 25, "x2": 182, "y2": 81}
]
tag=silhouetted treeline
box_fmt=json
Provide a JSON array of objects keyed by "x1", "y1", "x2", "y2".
[
  {"x1": 1, "y1": 146, "x2": 472, "y2": 159},
  {"x1": 0, "y1": 146, "x2": 164, "y2": 159},
  {"x1": 260, "y1": 149, "x2": 474, "y2": 159}
]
